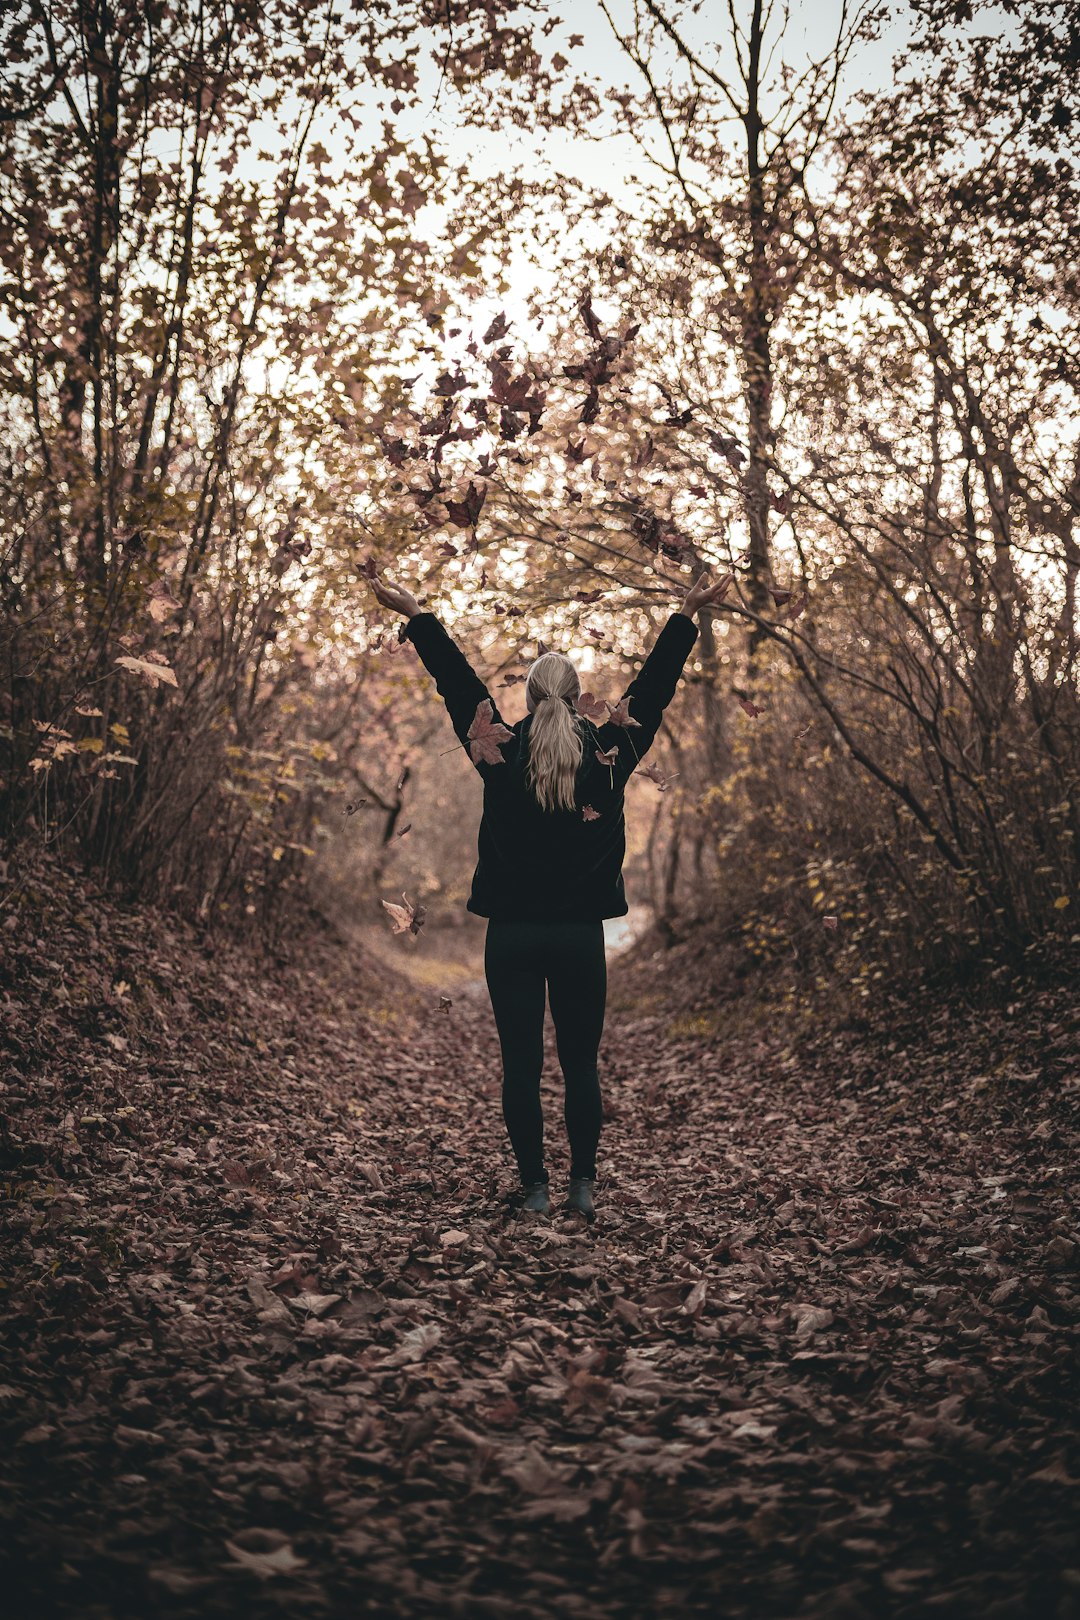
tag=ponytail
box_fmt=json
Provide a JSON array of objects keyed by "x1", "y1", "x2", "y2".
[{"x1": 524, "y1": 652, "x2": 584, "y2": 813}]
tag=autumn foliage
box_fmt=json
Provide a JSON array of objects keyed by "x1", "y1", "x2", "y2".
[{"x1": 1, "y1": 0, "x2": 1076, "y2": 990}]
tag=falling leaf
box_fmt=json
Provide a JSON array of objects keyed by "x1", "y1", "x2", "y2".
[
  {"x1": 467, "y1": 699, "x2": 513, "y2": 766},
  {"x1": 823, "y1": 915, "x2": 839, "y2": 930},
  {"x1": 641, "y1": 763, "x2": 679, "y2": 791},
  {"x1": 147, "y1": 583, "x2": 181, "y2": 622},
  {"x1": 115, "y1": 655, "x2": 178, "y2": 689},
  {"x1": 605, "y1": 697, "x2": 641, "y2": 728},
  {"x1": 482, "y1": 312, "x2": 510, "y2": 343},
  {"x1": 582, "y1": 804, "x2": 600, "y2": 821},
  {"x1": 575, "y1": 692, "x2": 608, "y2": 723},
  {"x1": 445, "y1": 480, "x2": 486, "y2": 529},
  {"x1": 595, "y1": 745, "x2": 619, "y2": 767},
  {"x1": 578, "y1": 290, "x2": 602, "y2": 341},
  {"x1": 382, "y1": 892, "x2": 426, "y2": 935}
]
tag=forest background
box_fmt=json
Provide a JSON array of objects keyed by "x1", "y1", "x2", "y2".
[{"x1": 2, "y1": 0, "x2": 1077, "y2": 1013}]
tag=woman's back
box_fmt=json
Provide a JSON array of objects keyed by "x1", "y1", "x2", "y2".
[{"x1": 400, "y1": 606, "x2": 700, "y2": 921}]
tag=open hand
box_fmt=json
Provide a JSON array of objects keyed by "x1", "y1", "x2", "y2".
[
  {"x1": 679, "y1": 571, "x2": 734, "y2": 619},
  {"x1": 370, "y1": 571, "x2": 422, "y2": 620}
]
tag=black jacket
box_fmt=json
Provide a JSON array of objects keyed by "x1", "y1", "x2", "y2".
[{"x1": 402, "y1": 608, "x2": 699, "y2": 922}]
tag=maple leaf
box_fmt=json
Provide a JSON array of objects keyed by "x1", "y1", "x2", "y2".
[
  {"x1": 380, "y1": 436, "x2": 411, "y2": 467},
  {"x1": 147, "y1": 583, "x2": 180, "y2": 622},
  {"x1": 822, "y1": 915, "x2": 839, "y2": 930},
  {"x1": 595, "y1": 745, "x2": 619, "y2": 767},
  {"x1": 641, "y1": 763, "x2": 679, "y2": 791},
  {"x1": 575, "y1": 692, "x2": 608, "y2": 723},
  {"x1": 439, "y1": 995, "x2": 453, "y2": 1014},
  {"x1": 582, "y1": 804, "x2": 600, "y2": 820},
  {"x1": 445, "y1": 481, "x2": 486, "y2": 529},
  {"x1": 482, "y1": 312, "x2": 510, "y2": 343},
  {"x1": 115, "y1": 655, "x2": 178, "y2": 689},
  {"x1": 708, "y1": 430, "x2": 746, "y2": 467},
  {"x1": 605, "y1": 697, "x2": 641, "y2": 728},
  {"x1": 738, "y1": 695, "x2": 764, "y2": 717},
  {"x1": 770, "y1": 586, "x2": 792, "y2": 607},
  {"x1": 467, "y1": 699, "x2": 513, "y2": 765},
  {"x1": 382, "y1": 892, "x2": 426, "y2": 935}
]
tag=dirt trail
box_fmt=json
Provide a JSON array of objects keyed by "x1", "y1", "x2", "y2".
[{"x1": 2, "y1": 859, "x2": 1078, "y2": 1619}]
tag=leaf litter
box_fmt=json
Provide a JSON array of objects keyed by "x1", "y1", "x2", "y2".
[{"x1": 0, "y1": 849, "x2": 1078, "y2": 1618}]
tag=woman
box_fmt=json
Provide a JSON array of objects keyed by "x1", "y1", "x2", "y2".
[{"x1": 369, "y1": 570, "x2": 727, "y2": 1218}]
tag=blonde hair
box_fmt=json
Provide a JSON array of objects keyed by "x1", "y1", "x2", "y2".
[{"x1": 524, "y1": 651, "x2": 584, "y2": 812}]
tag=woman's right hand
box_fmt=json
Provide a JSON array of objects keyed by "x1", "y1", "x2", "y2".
[
  {"x1": 370, "y1": 571, "x2": 422, "y2": 620},
  {"x1": 679, "y1": 571, "x2": 734, "y2": 619}
]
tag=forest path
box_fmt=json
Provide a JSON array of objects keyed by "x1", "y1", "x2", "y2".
[{"x1": 2, "y1": 866, "x2": 1079, "y2": 1619}]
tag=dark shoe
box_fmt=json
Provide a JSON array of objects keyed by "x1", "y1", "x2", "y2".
[
  {"x1": 565, "y1": 1177, "x2": 595, "y2": 1219},
  {"x1": 521, "y1": 1180, "x2": 551, "y2": 1214}
]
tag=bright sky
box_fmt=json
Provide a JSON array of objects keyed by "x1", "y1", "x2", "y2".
[{"x1": 410, "y1": 0, "x2": 915, "y2": 330}]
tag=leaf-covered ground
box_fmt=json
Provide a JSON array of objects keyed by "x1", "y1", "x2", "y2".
[{"x1": 2, "y1": 855, "x2": 1079, "y2": 1620}]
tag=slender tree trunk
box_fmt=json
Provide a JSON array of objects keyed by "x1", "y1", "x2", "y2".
[{"x1": 740, "y1": 0, "x2": 774, "y2": 664}]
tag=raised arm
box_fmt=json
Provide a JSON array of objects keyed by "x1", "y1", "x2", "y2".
[
  {"x1": 593, "y1": 572, "x2": 731, "y2": 783},
  {"x1": 369, "y1": 572, "x2": 511, "y2": 770}
]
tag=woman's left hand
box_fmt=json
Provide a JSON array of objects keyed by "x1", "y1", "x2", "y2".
[{"x1": 370, "y1": 571, "x2": 422, "y2": 619}]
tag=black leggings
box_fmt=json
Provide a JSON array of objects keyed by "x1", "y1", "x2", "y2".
[{"x1": 484, "y1": 918, "x2": 607, "y2": 1185}]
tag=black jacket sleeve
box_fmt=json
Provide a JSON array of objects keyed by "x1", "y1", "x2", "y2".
[
  {"x1": 401, "y1": 612, "x2": 512, "y2": 772},
  {"x1": 593, "y1": 611, "x2": 698, "y2": 783}
]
